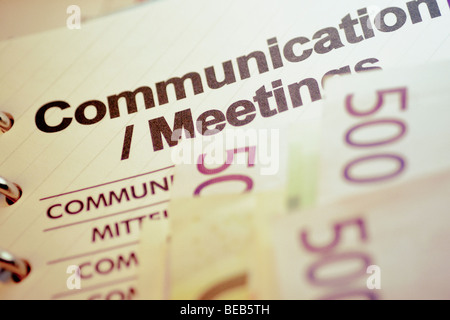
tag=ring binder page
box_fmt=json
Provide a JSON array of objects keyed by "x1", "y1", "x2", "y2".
[
  {"x1": 0, "y1": 0, "x2": 449, "y2": 299},
  {"x1": 0, "y1": 0, "x2": 151, "y2": 40},
  {"x1": 0, "y1": 176, "x2": 22, "y2": 206}
]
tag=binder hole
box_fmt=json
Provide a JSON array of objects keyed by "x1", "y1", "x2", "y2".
[
  {"x1": 11, "y1": 260, "x2": 31, "y2": 283},
  {"x1": 0, "y1": 112, "x2": 14, "y2": 133}
]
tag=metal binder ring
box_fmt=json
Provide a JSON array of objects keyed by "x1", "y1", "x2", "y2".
[
  {"x1": 0, "y1": 176, "x2": 22, "y2": 206},
  {"x1": 0, "y1": 248, "x2": 31, "y2": 283},
  {"x1": 0, "y1": 111, "x2": 14, "y2": 133}
]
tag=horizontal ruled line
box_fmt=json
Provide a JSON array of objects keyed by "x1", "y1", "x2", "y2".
[
  {"x1": 51, "y1": 276, "x2": 138, "y2": 300},
  {"x1": 43, "y1": 200, "x2": 169, "y2": 232},
  {"x1": 40, "y1": 165, "x2": 175, "y2": 201},
  {"x1": 47, "y1": 241, "x2": 140, "y2": 265}
]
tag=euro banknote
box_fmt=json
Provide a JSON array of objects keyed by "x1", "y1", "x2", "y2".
[
  {"x1": 138, "y1": 60, "x2": 450, "y2": 299},
  {"x1": 288, "y1": 59, "x2": 450, "y2": 209},
  {"x1": 138, "y1": 134, "x2": 288, "y2": 299},
  {"x1": 272, "y1": 169, "x2": 450, "y2": 299}
]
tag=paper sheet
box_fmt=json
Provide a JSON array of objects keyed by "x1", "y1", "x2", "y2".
[{"x1": 0, "y1": 0, "x2": 449, "y2": 299}]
